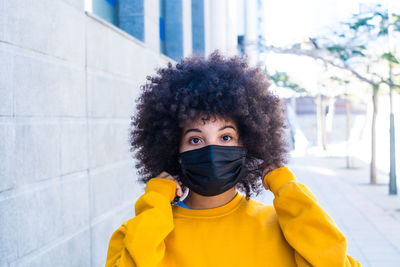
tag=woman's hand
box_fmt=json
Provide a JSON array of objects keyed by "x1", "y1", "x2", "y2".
[
  {"x1": 261, "y1": 164, "x2": 283, "y2": 191},
  {"x1": 156, "y1": 171, "x2": 183, "y2": 197}
]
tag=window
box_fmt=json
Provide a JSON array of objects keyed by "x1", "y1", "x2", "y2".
[
  {"x1": 90, "y1": 0, "x2": 117, "y2": 25},
  {"x1": 160, "y1": 0, "x2": 166, "y2": 54}
]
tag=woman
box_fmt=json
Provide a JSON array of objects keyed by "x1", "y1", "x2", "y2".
[{"x1": 105, "y1": 51, "x2": 360, "y2": 267}]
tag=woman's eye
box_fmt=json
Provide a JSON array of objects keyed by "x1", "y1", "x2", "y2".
[
  {"x1": 189, "y1": 137, "x2": 202, "y2": 144},
  {"x1": 221, "y1": 135, "x2": 232, "y2": 141}
]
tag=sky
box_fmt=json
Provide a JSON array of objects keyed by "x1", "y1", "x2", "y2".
[
  {"x1": 262, "y1": 0, "x2": 397, "y2": 46},
  {"x1": 261, "y1": 0, "x2": 400, "y2": 96}
]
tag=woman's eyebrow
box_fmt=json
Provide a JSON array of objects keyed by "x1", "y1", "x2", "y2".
[
  {"x1": 219, "y1": 125, "x2": 237, "y2": 131},
  {"x1": 183, "y1": 128, "x2": 202, "y2": 136}
]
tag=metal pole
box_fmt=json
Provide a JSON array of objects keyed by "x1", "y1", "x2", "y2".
[
  {"x1": 388, "y1": 63, "x2": 397, "y2": 195},
  {"x1": 388, "y1": 4, "x2": 397, "y2": 195},
  {"x1": 389, "y1": 112, "x2": 397, "y2": 195}
]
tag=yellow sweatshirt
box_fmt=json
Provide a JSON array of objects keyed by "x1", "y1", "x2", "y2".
[{"x1": 105, "y1": 167, "x2": 361, "y2": 267}]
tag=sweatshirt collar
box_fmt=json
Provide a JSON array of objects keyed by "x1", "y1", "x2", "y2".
[{"x1": 172, "y1": 192, "x2": 245, "y2": 218}]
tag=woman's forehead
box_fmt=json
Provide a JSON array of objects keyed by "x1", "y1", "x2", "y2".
[{"x1": 181, "y1": 116, "x2": 237, "y2": 131}]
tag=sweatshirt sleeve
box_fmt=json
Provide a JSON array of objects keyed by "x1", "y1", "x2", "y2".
[
  {"x1": 264, "y1": 167, "x2": 361, "y2": 267},
  {"x1": 105, "y1": 178, "x2": 177, "y2": 267}
]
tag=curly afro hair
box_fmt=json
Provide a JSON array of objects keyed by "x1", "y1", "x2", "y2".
[{"x1": 130, "y1": 50, "x2": 288, "y2": 199}]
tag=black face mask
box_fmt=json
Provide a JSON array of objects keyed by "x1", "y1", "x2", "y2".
[{"x1": 179, "y1": 145, "x2": 247, "y2": 196}]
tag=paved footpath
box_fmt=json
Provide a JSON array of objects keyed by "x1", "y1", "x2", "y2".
[{"x1": 254, "y1": 153, "x2": 400, "y2": 267}]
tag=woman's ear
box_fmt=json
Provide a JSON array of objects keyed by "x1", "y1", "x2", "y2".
[{"x1": 178, "y1": 157, "x2": 182, "y2": 164}]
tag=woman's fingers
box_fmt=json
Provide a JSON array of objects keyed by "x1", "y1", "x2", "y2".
[
  {"x1": 262, "y1": 177, "x2": 269, "y2": 191},
  {"x1": 261, "y1": 164, "x2": 283, "y2": 191},
  {"x1": 173, "y1": 175, "x2": 183, "y2": 197},
  {"x1": 157, "y1": 171, "x2": 173, "y2": 179},
  {"x1": 156, "y1": 172, "x2": 183, "y2": 197},
  {"x1": 176, "y1": 183, "x2": 183, "y2": 197}
]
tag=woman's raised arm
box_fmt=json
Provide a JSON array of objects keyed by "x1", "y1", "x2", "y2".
[
  {"x1": 105, "y1": 177, "x2": 178, "y2": 267},
  {"x1": 264, "y1": 167, "x2": 361, "y2": 267}
]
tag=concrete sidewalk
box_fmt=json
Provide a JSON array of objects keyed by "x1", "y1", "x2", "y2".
[{"x1": 254, "y1": 152, "x2": 400, "y2": 267}]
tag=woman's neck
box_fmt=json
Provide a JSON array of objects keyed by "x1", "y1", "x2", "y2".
[{"x1": 182, "y1": 188, "x2": 237, "y2": 209}]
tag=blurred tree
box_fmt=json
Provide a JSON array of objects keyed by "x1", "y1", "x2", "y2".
[
  {"x1": 264, "y1": 4, "x2": 400, "y2": 185},
  {"x1": 268, "y1": 71, "x2": 307, "y2": 94}
]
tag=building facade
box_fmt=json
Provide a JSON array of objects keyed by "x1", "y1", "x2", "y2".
[
  {"x1": 85, "y1": 0, "x2": 265, "y2": 62},
  {"x1": 0, "y1": 0, "x2": 265, "y2": 266}
]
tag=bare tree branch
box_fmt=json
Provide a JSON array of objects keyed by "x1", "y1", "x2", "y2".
[{"x1": 264, "y1": 45, "x2": 398, "y2": 87}]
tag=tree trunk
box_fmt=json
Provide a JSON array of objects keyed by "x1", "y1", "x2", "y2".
[
  {"x1": 316, "y1": 94, "x2": 327, "y2": 150},
  {"x1": 345, "y1": 96, "x2": 353, "y2": 168},
  {"x1": 321, "y1": 99, "x2": 328, "y2": 150},
  {"x1": 370, "y1": 88, "x2": 378, "y2": 184},
  {"x1": 316, "y1": 94, "x2": 321, "y2": 147},
  {"x1": 316, "y1": 94, "x2": 325, "y2": 149}
]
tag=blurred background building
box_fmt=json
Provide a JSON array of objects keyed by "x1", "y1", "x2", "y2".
[
  {"x1": 85, "y1": 0, "x2": 266, "y2": 62},
  {"x1": 0, "y1": 0, "x2": 267, "y2": 266}
]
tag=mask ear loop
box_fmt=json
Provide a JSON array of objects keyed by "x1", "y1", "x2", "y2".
[
  {"x1": 172, "y1": 173, "x2": 182, "y2": 203},
  {"x1": 174, "y1": 158, "x2": 187, "y2": 204},
  {"x1": 172, "y1": 178, "x2": 188, "y2": 203}
]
